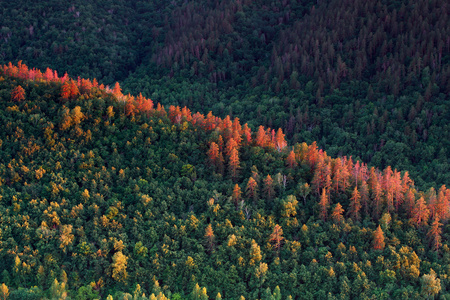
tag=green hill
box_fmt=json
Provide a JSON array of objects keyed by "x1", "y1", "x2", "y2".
[{"x1": 0, "y1": 62, "x2": 449, "y2": 299}]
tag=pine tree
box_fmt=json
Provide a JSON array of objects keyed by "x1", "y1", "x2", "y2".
[
  {"x1": 228, "y1": 148, "x2": 240, "y2": 181},
  {"x1": 205, "y1": 224, "x2": 215, "y2": 253},
  {"x1": 207, "y1": 142, "x2": 219, "y2": 168},
  {"x1": 113, "y1": 82, "x2": 122, "y2": 97},
  {"x1": 319, "y1": 188, "x2": 329, "y2": 221},
  {"x1": 256, "y1": 125, "x2": 267, "y2": 147},
  {"x1": 427, "y1": 217, "x2": 442, "y2": 251},
  {"x1": 360, "y1": 180, "x2": 370, "y2": 217},
  {"x1": 331, "y1": 203, "x2": 344, "y2": 223},
  {"x1": 249, "y1": 239, "x2": 262, "y2": 265},
  {"x1": 246, "y1": 177, "x2": 258, "y2": 201},
  {"x1": 11, "y1": 85, "x2": 25, "y2": 102},
  {"x1": 373, "y1": 225, "x2": 385, "y2": 250},
  {"x1": 348, "y1": 186, "x2": 361, "y2": 221},
  {"x1": 286, "y1": 150, "x2": 297, "y2": 168},
  {"x1": 412, "y1": 196, "x2": 430, "y2": 227},
  {"x1": 269, "y1": 224, "x2": 284, "y2": 252},
  {"x1": 232, "y1": 184, "x2": 242, "y2": 208},
  {"x1": 275, "y1": 128, "x2": 287, "y2": 151},
  {"x1": 225, "y1": 138, "x2": 238, "y2": 157},
  {"x1": 263, "y1": 175, "x2": 275, "y2": 200}
]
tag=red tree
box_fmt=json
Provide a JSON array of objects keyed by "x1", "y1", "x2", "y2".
[
  {"x1": 412, "y1": 196, "x2": 430, "y2": 227},
  {"x1": 11, "y1": 85, "x2": 25, "y2": 102}
]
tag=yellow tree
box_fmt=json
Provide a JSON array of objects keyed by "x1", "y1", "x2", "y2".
[
  {"x1": 0, "y1": 284, "x2": 8, "y2": 300},
  {"x1": 249, "y1": 239, "x2": 262, "y2": 265},
  {"x1": 112, "y1": 251, "x2": 128, "y2": 283}
]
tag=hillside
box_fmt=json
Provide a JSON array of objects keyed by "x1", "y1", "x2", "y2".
[
  {"x1": 1, "y1": 0, "x2": 449, "y2": 190},
  {"x1": 0, "y1": 62, "x2": 450, "y2": 299}
]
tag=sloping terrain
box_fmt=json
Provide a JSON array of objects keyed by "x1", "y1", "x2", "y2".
[{"x1": 0, "y1": 63, "x2": 449, "y2": 299}]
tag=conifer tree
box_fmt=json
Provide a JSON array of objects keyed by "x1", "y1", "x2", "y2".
[
  {"x1": 249, "y1": 239, "x2": 262, "y2": 265},
  {"x1": 286, "y1": 150, "x2": 297, "y2": 168},
  {"x1": 228, "y1": 148, "x2": 240, "y2": 181},
  {"x1": 412, "y1": 197, "x2": 430, "y2": 227},
  {"x1": 11, "y1": 85, "x2": 25, "y2": 102},
  {"x1": 348, "y1": 186, "x2": 361, "y2": 221},
  {"x1": 269, "y1": 224, "x2": 284, "y2": 252},
  {"x1": 246, "y1": 177, "x2": 258, "y2": 201},
  {"x1": 373, "y1": 225, "x2": 385, "y2": 250},
  {"x1": 331, "y1": 203, "x2": 344, "y2": 223},
  {"x1": 263, "y1": 175, "x2": 275, "y2": 200},
  {"x1": 319, "y1": 188, "x2": 329, "y2": 221},
  {"x1": 427, "y1": 217, "x2": 442, "y2": 252},
  {"x1": 205, "y1": 224, "x2": 215, "y2": 252},
  {"x1": 232, "y1": 184, "x2": 242, "y2": 208}
]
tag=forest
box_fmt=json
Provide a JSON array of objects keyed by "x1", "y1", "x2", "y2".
[
  {"x1": 0, "y1": 0, "x2": 449, "y2": 299},
  {"x1": 1, "y1": 0, "x2": 449, "y2": 190}
]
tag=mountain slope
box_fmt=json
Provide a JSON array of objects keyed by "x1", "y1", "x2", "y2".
[
  {"x1": 1, "y1": 0, "x2": 449, "y2": 190},
  {"x1": 0, "y1": 63, "x2": 449, "y2": 299}
]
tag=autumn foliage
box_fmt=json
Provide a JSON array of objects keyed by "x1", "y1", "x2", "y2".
[
  {"x1": 373, "y1": 225, "x2": 385, "y2": 250},
  {"x1": 10, "y1": 85, "x2": 25, "y2": 102}
]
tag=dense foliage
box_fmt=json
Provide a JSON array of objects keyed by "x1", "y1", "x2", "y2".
[
  {"x1": 0, "y1": 63, "x2": 450, "y2": 299},
  {"x1": 1, "y1": 0, "x2": 448, "y2": 190}
]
